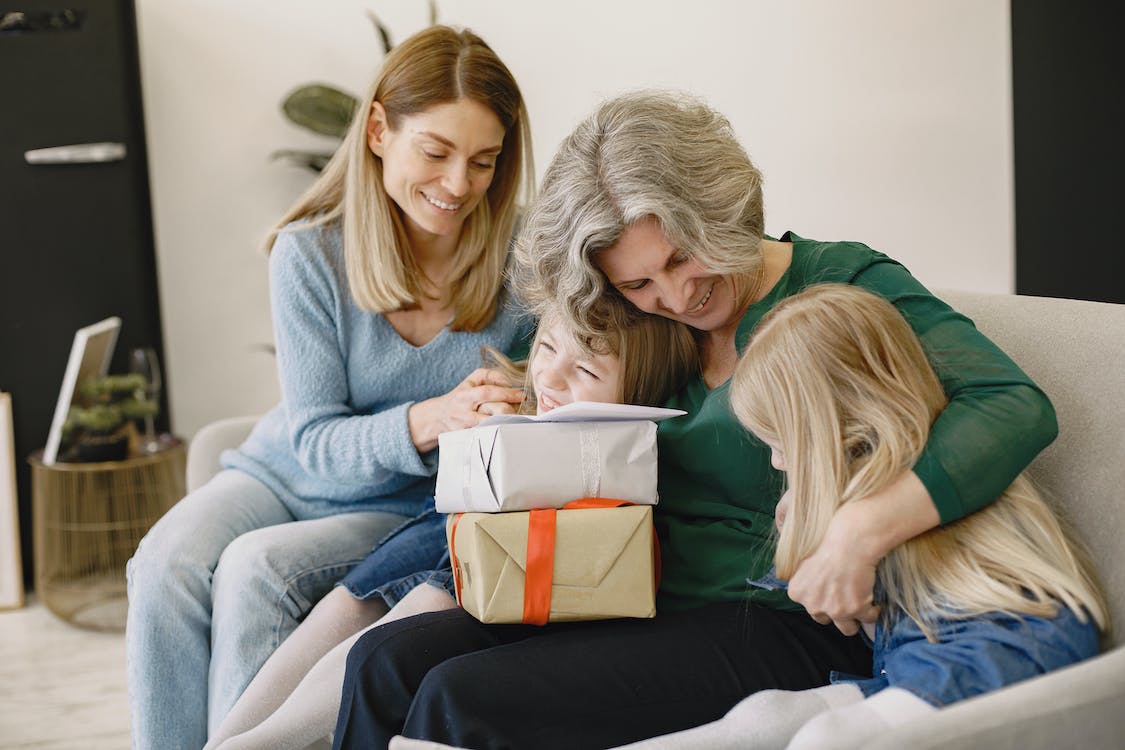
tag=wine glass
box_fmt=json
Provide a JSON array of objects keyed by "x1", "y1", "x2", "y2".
[{"x1": 129, "y1": 347, "x2": 163, "y2": 453}]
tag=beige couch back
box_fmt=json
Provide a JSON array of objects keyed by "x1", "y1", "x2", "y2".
[{"x1": 940, "y1": 290, "x2": 1125, "y2": 648}]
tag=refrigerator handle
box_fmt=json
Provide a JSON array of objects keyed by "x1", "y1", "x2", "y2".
[{"x1": 24, "y1": 142, "x2": 127, "y2": 165}]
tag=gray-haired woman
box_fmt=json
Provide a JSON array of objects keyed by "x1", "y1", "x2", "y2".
[{"x1": 333, "y1": 90, "x2": 1058, "y2": 749}]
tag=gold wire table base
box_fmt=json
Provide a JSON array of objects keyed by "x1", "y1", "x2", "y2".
[{"x1": 29, "y1": 441, "x2": 185, "y2": 631}]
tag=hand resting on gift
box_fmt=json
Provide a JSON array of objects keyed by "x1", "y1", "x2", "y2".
[{"x1": 407, "y1": 367, "x2": 525, "y2": 453}]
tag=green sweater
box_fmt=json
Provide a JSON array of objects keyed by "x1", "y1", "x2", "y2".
[{"x1": 656, "y1": 233, "x2": 1058, "y2": 611}]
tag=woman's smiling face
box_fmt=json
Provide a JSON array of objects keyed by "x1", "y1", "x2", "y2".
[
  {"x1": 368, "y1": 97, "x2": 505, "y2": 243},
  {"x1": 596, "y1": 217, "x2": 739, "y2": 334},
  {"x1": 529, "y1": 317, "x2": 623, "y2": 415}
]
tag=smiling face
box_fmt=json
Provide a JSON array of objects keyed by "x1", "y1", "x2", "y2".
[
  {"x1": 368, "y1": 97, "x2": 505, "y2": 244},
  {"x1": 596, "y1": 217, "x2": 740, "y2": 335},
  {"x1": 529, "y1": 317, "x2": 624, "y2": 415}
]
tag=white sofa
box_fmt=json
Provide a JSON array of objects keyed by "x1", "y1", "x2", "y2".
[{"x1": 188, "y1": 289, "x2": 1125, "y2": 749}]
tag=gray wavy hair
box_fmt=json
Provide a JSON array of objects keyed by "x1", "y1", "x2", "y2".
[{"x1": 512, "y1": 90, "x2": 766, "y2": 338}]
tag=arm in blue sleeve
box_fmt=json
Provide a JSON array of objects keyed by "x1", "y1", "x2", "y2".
[{"x1": 269, "y1": 230, "x2": 434, "y2": 484}]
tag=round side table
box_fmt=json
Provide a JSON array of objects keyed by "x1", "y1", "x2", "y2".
[{"x1": 28, "y1": 439, "x2": 186, "y2": 631}]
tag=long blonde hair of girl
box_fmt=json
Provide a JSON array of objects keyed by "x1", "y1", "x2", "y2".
[
  {"x1": 266, "y1": 25, "x2": 534, "y2": 332},
  {"x1": 484, "y1": 306, "x2": 699, "y2": 415},
  {"x1": 730, "y1": 284, "x2": 1108, "y2": 641}
]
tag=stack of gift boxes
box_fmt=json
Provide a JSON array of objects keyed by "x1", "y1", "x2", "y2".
[{"x1": 435, "y1": 412, "x2": 670, "y2": 625}]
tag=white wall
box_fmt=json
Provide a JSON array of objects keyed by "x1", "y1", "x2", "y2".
[{"x1": 135, "y1": 0, "x2": 1013, "y2": 437}]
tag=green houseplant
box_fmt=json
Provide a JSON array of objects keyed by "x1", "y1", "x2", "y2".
[
  {"x1": 62, "y1": 374, "x2": 159, "y2": 462},
  {"x1": 272, "y1": 2, "x2": 437, "y2": 173}
]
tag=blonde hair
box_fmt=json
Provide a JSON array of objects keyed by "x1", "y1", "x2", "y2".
[
  {"x1": 485, "y1": 304, "x2": 698, "y2": 414},
  {"x1": 731, "y1": 284, "x2": 1109, "y2": 640},
  {"x1": 266, "y1": 25, "x2": 534, "y2": 332},
  {"x1": 511, "y1": 90, "x2": 764, "y2": 340}
]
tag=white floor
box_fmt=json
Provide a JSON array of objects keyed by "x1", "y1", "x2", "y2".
[{"x1": 0, "y1": 595, "x2": 131, "y2": 749}]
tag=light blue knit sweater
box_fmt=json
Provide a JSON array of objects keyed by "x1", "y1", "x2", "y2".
[{"x1": 222, "y1": 220, "x2": 531, "y2": 520}]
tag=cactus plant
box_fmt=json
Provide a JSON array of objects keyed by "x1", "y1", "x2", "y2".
[{"x1": 63, "y1": 373, "x2": 159, "y2": 461}]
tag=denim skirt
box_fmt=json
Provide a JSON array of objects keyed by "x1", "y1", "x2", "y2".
[{"x1": 338, "y1": 500, "x2": 456, "y2": 607}]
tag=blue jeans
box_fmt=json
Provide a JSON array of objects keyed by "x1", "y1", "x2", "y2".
[
  {"x1": 125, "y1": 469, "x2": 416, "y2": 750},
  {"x1": 338, "y1": 503, "x2": 456, "y2": 606}
]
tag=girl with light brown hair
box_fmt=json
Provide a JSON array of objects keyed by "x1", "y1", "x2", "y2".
[{"x1": 203, "y1": 303, "x2": 696, "y2": 750}]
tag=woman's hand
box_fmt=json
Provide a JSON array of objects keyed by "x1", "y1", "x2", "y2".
[
  {"x1": 407, "y1": 368, "x2": 524, "y2": 453},
  {"x1": 785, "y1": 503, "x2": 881, "y2": 637},
  {"x1": 785, "y1": 470, "x2": 940, "y2": 637}
]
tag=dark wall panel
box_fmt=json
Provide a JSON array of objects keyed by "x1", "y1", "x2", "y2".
[
  {"x1": 0, "y1": 0, "x2": 166, "y2": 589},
  {"x1": 1012, "y1": 2, "x2": 1125, "y2": 303}
]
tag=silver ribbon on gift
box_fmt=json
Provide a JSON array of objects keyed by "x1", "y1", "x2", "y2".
[{"x1": 579, "y1": 424, "x2": 601, "y2": 498}]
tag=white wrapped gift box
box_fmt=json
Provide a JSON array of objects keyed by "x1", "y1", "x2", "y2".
[{"x1": 434, "y1": 403, "x2": 684, "y2": 513}]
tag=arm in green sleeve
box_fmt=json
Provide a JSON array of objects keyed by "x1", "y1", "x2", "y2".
[{"x1": 852, "y1": 261, "x2": 1058, "y2": 523}]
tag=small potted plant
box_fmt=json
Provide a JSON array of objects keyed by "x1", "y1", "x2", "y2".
[{"x1": 62, "y1": 374, "x2": 159, "y2": 462}]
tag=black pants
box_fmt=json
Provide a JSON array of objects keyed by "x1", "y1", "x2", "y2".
[{"x1": 332, "y1": 601, "x2": 872, "y2": 750}]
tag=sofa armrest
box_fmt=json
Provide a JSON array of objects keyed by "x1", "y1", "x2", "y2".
[{"x1": 185, "y1": 415, "x2": 259, "y2": 493}]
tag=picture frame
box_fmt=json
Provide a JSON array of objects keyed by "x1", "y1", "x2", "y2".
[
  {"x1": 1, "y1": 391, "x2": 24, "y2": 609},
  {"x1": 42, "y1": 317, "x2": 122, "y2": 465}
]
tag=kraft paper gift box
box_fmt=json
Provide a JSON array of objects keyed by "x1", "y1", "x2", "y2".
[
  {"x1": 435, "y1": 419, "x2": 660, "y2": 513},
  {"x1": 447, "y1": 503, "x2": 657, "y2": 624}
]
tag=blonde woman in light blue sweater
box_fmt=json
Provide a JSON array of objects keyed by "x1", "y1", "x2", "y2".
[{"x1": 125, "y1": 26, "x2": 534, "y2": 750}]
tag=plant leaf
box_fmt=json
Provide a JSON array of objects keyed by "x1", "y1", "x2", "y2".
[
  {"x1": 281, "y1": 84, "x2": 358, "y2": 139},
  {"x1": 270, "y1": 149, "x2": 336, "y2": 173},
  {"x1": 366, "y1": 10, "x2": 392, "y2": 53}
]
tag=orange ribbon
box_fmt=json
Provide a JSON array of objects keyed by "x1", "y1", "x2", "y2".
[
  {"x1": 449, "y1": 512, "x2": 465, "y2": 608},
  {"x1": 522, "y1": 508, "x2": 557, "y2": 625}
]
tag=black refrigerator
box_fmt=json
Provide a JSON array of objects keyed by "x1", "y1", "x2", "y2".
[{"x1": 0, "y1": 0, "x2": 166, "y2": 589}]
